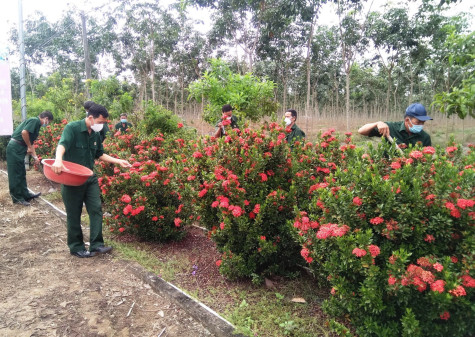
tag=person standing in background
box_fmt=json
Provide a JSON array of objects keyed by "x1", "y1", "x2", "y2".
[
  {"x1": 284, "y1": 109, "x2": 305, "y2": 147},
  {"x1": 6, "y1": 111, "x2": 54, "y2": 206},
  {"x1": 114, "y1": 113, "x2": 133, "y2": 133},
  {"x1": 214, "y1": 104, "x2": 239, "y2": 138}
]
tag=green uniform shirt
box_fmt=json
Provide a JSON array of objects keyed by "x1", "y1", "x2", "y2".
[
  {"x1": 114, "y1": 121, "x2": 133, "y2": 133},
  {"x1": 286, "y1": 124, "x2": 306, "y2": 145},
  {"x1": 368, "y1": 121, "x2": 431, "y2": 147},
  {"x1": 58, "y1": 119, "x2": 104, "y2": 170},
  {"x1": 11, "y1": 117, "x2": 41, "y2": 144}
]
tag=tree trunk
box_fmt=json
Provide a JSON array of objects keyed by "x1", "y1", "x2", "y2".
[
  {"x1": 166, "y1": 83, "x2": 169, "y2": 110},
  {"x1": 174, "y1": 82, "x2": 177, "y2": 114},
  {"x1": 313, "y1": 83, "x2": 319, "y2": 115},
  {"x1": 157, "y1": 80, "x2": 161, "y2": 106},
  {"x1": 282, "y1": 76, "x2": 287, "y2": 113},
  {"x1": 385, "y1": 68, "x2": 392, "y2": 121},
  {"x1": 305, "y1": 18, "x2": 315, "y2": 116},
  {"x1": 181, "y1": 65, "x2": 184, "y2": 116},
  {"x1": 345, "y1": 66, "x2": 350, "y2": 130},
  {"x1": 150, "y1": 38, "x2": 156, "y2": 104},
  {"x1": 334, "y1": 73, "x2": 339, "y2": 115},
  {"x1": 143, "y1": 72, "x2": 148, "y2": 103}
]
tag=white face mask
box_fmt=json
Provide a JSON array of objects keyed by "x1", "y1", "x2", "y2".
[
  {"x1": 90, "y1": 122, "x2": 104, "y2": 132},
  {"x1": 284, "y1": 117, "x2": 292, "y2": 126},
  {"x1": 226, "y1": 117, "x2": 232, "y2": 120}
]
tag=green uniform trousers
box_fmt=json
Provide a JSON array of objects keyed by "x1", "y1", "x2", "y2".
[
  {"x1": 61, "y1": 175, "x2": 104, "y2": 253},
  {"x1": 6, "y1": 140, "x2": 29, "y2": 203}
]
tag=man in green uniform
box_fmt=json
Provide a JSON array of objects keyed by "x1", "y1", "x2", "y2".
[
  {"x1": 6, "y1": 111, "x2": 54, "y2": 206},
  {"x1": 358, "y1": 103, "x2": 432, "y2": 147},
  {"x1": 52, "y1": 104, "x2": 131, "y2": 258},
  {"x1": 284, "y1": 109, "x2": 306, "y2": 146},
  {"x1": 114, "y1": 113, "x2": 133, "y2": 133},
  {"x1": 214, "y1": 104, "x2": 239, "y2": 138}
]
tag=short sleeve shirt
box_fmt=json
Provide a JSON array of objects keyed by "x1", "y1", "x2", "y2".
[
  {"x1": 11, "y1": 117, "x2": 41, "y2": 144},
  {"x1": 58, "y1": 119, "x2": 104, "y2": 170},
  {"x1": 368, "y1": 121, "x2": 431, "y2": 147}
]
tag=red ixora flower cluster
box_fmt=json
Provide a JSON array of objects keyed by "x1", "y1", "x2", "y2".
[
  {"x1": 368, "y1": 244, "x2": 380, "y2": 257},
  {"x1": 445, "y1": 198, "x2": 475, "y2": 218},
  {"x1": 446, "y1": 146, "x2": 458, "y2": 154},
  {"x1": 461, "y1": 274, "x2": 475, "y2": 288},
  {"x1": 308, "y1": 182, "x2": 329, "y2": 194},
  {"x1": 123, "y1": 204, "x2": 145, "y2": 216},
  {"x1": 409, "y1": 150, "x2": 424, "y2": 159},
  {"x1": 300, "y1": 247, "x2": 313, "y2": 263},
  {"x1": 121, "y1": 194, "x2": 132, "y2": 203},
  {"x1": 388, "y1": 258, "x2": 471, "y2": 300},
  {"x1": 352, "y1": 247, "x2": 367, "y2": 257},
  {"x1": 351, "y1": 245, "x2": 381, "y2": 258},
  {"x1": 211, "y1": 195, "x2": 244, "y2": 218},
  {"x1": 439, "y1": 311, "x2": 450, "y2": 320},
  {"x1": 316, "y1": 223, "x2": 350, "y2": 239},
  {"x1": 352, "y1": 196, "x2": 363, "y2": 206},
  {"x1": 422, "y1": 146, "x2": 435, "y2": 155},
  {"x1": 174, "y1": 218, "x2": 182, "y2": 227},
  {"x1": 370, "y1": 217, "x2": 384, "y2": 225},
  {"x1": 293, "y1": 213, "x2": 319, "y2": 231}
]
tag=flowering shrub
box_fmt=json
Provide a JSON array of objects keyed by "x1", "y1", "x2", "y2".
[
  {"x1": 291, "y1": 129, "x2": 356, "y2": 211},
  {"x1": 170, "y1": 123, "x2": 303, "y2": 279},
  {"x1": 99, "y1": 157, "x2": 194, "y2": 242},
  {"x1": 293, "y1": 140, "x2": 475, "y2": 336}
]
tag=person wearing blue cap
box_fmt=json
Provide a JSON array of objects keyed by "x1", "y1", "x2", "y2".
[{"x1": 358, "y1": 103, "x2": 432, "y2": 147}]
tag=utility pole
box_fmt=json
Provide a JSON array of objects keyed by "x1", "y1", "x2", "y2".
[
  {"x1": 18, "y1": 0, "x2": 30, "y2": 169},
  {"x1": 81, "y1": 11, "x2": 92, "y2": 99},
  {"x1": 18, "y1": 0, "x2": 27, "y2": 121}
]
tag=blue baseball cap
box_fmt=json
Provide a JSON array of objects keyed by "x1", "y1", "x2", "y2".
[{"x1": 405, "y1": 103, "x2": 432, "y2": 121}]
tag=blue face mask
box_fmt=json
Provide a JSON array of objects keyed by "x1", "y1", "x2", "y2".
[
  {"x1": 121, "y1": 119, "x2": 127, "y2": 123},
  {"x1": 408, "y1": 119, "x2": 423, "y2": 133}
]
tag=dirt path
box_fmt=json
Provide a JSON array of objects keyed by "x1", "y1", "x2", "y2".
[{"x1": 0, "y1": 172, "x2": 213, "y2": 337}]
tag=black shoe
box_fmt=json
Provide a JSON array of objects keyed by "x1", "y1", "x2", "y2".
[
  {"x1": 14, "y1": 200, "x2": 31, "y2": 206},
  {"x1": 26, "y1": 192, "x2": 41, "y2": 201},
  {"x1": 90, "y1": 245, "x2": 112, "y2": 255},
  {"x1": 71, "y1": 250, "x2": 93, "y2": 258}
]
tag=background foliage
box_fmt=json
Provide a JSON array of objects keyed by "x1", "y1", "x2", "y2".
[{"x1": 5, "y1": 0, "x2": 474, "y2": 130}]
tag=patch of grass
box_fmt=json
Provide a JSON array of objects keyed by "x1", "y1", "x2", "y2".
[
  {"x1": 224, "y1": 280, "x2": 332, "y2": 337},
  {"x1": 42, "y1": 191, "x2": 63, "y2": 202},
  {"x1": 176, "y1": 270, "x2": 331, "y2": 337},
  {"x1": 106, "y1": 239, "x2": 189, "y2": 282}
]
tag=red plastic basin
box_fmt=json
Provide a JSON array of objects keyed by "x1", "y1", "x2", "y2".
[{"x1": 42, "y1": 159, "x2": 93, "y2": 186}]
